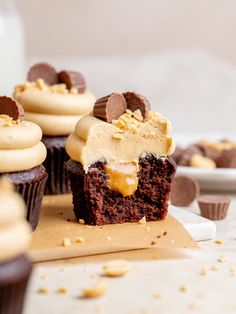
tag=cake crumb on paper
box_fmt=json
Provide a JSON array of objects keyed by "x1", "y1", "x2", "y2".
[
  {"x1": 79, "y1": 219, "x2": 85, "y2": 224},
  {"x1": 180, "y1": 284, "x2": 189, "y2": 293},
  {"x1": 215, "y1": 239, "x2": 223, "y2": 245},
  {"x1": 218, "y1": 255, "x2": 229, "y2": 263},
  {"x1": 103, "y1": 260, "x2": 130, "y2": 277},
  {"x1": 75, "y1": 236, "x2": 85, "y2": 244},
  {"x1": 81, "y1": 281, "x2": 107, "y2": 298},
  {"x1": 62, "y1": 238, "x2": 71, "y2": 247},
  {"x1": 38, "y1": 287, "x2": 48, "y2": 294},
  {"x1": 150, "y1": 240, "x2": 157, "y2": 245},
  {"x1": 139, "y1": 216, "x2": 146, "y2": 224},
  {"x1": 57, "y1": 287, "x2": 67, "y2": 294},
  {"x1": 199, "y1": 267, "x2": 209, "y2": 276}
]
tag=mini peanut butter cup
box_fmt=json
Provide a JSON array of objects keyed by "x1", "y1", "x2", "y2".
[
  {"x1": 0, "y1": 96, "x2": 24, "y2": 120},
  {"x1": 27, "y1": 62, "x2": 58, "y2": 85},
  {"x1": 123, "y1": 92, "x2": 150, "y2": 118},
  {"x1": 170, "y1": 175, "x2": 199, "y2": 206},
  {"x1": 197, "y1": 195, "x2": 230, "y2": 220},
  {"x1": 93, "y1": 93, "x2": 127, "y2": 123},
  {"x1": 170, "y1": 146, "x2": 185, "y2": 164},
  {"x1": 178, "y1": 145, "x2": 203, "y2": 166},
  {"x1": 58, "y1": 71, "x2": 86, "y2": 93},
  {"x1": 217, "y1": 148, "x2": 236, "y2": 168}
]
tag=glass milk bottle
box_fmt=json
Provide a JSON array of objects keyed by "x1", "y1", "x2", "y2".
[{"x1": 0, "y1": 0, "x2": 25, "y2": 95}]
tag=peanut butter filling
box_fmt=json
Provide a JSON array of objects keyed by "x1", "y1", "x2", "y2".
[{"x1": 105, "y1": 162, "x2": 139, "y2": 197}]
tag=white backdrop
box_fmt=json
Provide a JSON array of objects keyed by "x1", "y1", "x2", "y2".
[{"x1": 15, "y1": 0, "x2": 236, "y2": 134}]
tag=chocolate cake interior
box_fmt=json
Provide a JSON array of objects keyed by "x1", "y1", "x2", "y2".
[{"x1": 66, "y1": 154, "x2": 176, "y2": 225}]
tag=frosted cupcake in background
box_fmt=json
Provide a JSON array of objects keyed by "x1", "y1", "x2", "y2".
[
  {"x1": 0, "y1": 177, "x2": 32, "y2": 314},
  {"x1": 14, "y1": 63, "x2": 96, "y2": 195},
  {"x1": 0, "y1": 96, "x2": 47, "y2": 230}
]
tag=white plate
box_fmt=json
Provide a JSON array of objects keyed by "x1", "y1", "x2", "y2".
[
  {"x1": 177, "y1": 166, "x2": 236, "y2": 191},
  {"x1": 175, "y1": 133, "x2": 236, "y2": 191}
]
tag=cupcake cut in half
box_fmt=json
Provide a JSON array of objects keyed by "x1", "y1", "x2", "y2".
[
  {"x1": 0, "y1": 96, "x2": 47, "y2": 230},
  {"x1": 14, "y1": 62, "x2": 96, "y2": 195},
  {"x1": 65, "y1": 92, "x2": 176, "y2": 225},
  {"x1": 0, "y1": 177, "x2": 32, "y2": 314}
]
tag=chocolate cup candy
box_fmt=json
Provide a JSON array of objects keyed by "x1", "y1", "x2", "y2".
[
  {"x1": 197, "y1": 195, "x2": 231, "y2": 220},
  {"x1": 170, "y1": 175, "x2": 199, "y2": 206}
]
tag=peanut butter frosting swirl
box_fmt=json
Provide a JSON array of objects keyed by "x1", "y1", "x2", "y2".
[
  {"x1": 14, "y1": 79, "x2": 96, "y2": 136},
  {"x1": 66, "y1": 109, "x2": 174, "y2": 173},
  {"x1": 0, "y1": 178, "x2": 31, "y2": 262},
  {"x1": 0, "y1": 115, "x2": 46, "y2": 173}
]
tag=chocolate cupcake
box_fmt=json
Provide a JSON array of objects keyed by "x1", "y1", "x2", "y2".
[
  {"x1": 197, "y1": 195, "x2": 231, "y2": 220},
  {"x1": 65, "y1": 92, "x2": 176, "y2": 225},
  {"x1": 14, "y1": 63, "x2": 96, "y2": 195},
  {"x1": 0, "y1": 177, "x2": 32, "y2": 314},
  {"x1": 0, "y1": 96, "x2": 47, "y2": 230}
]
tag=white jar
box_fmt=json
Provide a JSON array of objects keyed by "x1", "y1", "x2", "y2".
[{"x1": 0, "y1": 0, "x2": 25, "y2": 95}]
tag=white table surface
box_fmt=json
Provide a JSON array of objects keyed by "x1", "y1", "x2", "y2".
[{"x1": 23, "y1": 194, "x2": 236, "y2": 314}]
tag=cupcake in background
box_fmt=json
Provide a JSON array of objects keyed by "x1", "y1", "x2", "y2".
[
  {"x1": 14, "y1": 63, "x2": 96, "y2": 195},
  {"x1": 0, "y1": 177, "x2": 32, "y2": 314},
  {"x1": 0, "y1": 96, "x2": 47, "y2": 230}
]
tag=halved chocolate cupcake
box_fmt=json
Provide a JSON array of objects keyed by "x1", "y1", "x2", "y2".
[
  {"x1": 65, "y1": 92, "x2": 176, "y2": 225},
  {"x1": 14, "y1": 62, "x2": 96, "y2": 195},
  {"x1": 0, "y1": 96, "x2": 47, "y2": 230}
]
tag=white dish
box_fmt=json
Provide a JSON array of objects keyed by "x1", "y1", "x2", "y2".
[
  {"x1": 174, "y1": 133, "x2": 236, "y2": 191},
  {"x1": 177, "y1": 166, "x2": 236, "y2": 191}
]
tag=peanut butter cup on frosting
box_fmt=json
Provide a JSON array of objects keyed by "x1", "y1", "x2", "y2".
[
  {"x1": 0, "y1": 177, "x2": 32, "y2": 314},
  {"x1": 65, "y1": 92, "x2": 176, "y2": 225},
  {"x1": 14, "y1": 62, "x2": 96, "y2": 195},
  {"x1": 0, "y1": 96, "x2": 47, "y2": 230}
]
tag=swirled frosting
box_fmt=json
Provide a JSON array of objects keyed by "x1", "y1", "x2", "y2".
[
  {"x1": 66, "y1": 110, "x2": 174, "y2": 173},
  {"x1": 0, "y1": 115, "x2": 46, "y2": 173},
  {"x1": 14, "y1": 79, "x2": 96, "y2": 136},
  {"x1": 0, "y1": 177, "x2": 31, "y2": 262}
]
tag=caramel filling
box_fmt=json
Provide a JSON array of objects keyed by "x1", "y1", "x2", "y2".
[{"x1": 105, "y1": 162, "x2": 139, "y2": 197}]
